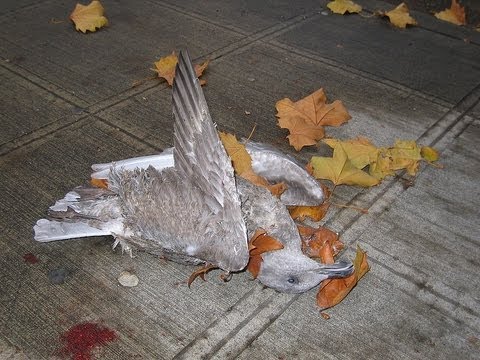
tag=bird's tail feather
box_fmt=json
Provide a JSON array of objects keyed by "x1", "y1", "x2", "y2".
[
  {"x1": 33, "y1": 186, "x2": 121, "y2": 242},
  {"x1": 34, "y1": 219, "x2": 111, "y2": 242}
]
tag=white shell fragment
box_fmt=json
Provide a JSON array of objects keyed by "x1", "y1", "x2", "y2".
[{"x1": 118, "y1": 271, "x2": 139, "y2": 287}]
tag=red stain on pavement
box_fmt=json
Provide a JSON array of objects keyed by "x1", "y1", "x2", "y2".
[
  {"x1": 23, "y1": 253, "x2": 39, "y2": 264},
  {"x1": 59, "y1": 322, "x2": 117, "y2": 360}
]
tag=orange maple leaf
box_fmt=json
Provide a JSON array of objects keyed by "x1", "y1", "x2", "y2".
[
  {"x1": 152, "y1": 51, "x2": 209, "y2": 86},
  {"x1": 316, "y1": 245, "x2": 370, "y2": 310},
  {"x1": 247, "y1": 229, "x2": 284, "y2": 279},
  {"x1": 297, "y1": 224, "x2": 344, "y2": 259},
  {"x1": 288, "y1": 203, "x2": 330, "y2": 222},
  {"x1": 90, "y1": 178, "x2": 108, "y2": 189},
  {"x1": 276, "y1": 89, "x2": 351, "y2": 151}
]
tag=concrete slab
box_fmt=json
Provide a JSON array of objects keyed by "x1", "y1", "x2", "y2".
[
  {"x1": 0, "y1": 65, "x2": 75, "y2": 147},
  {"x1": 159, "y1": 0, "x2": 321, "y2": 34},
  {"x1": 0, "y1": 118, "x2": 256, "y2": 358},
  {"x1": 0, "y1": 0, "x2": 479, "y2": 359},
  {"x1": 271, "y1": 10, "x2": 480, "y2": 103},
  {"x1": 0, "y1": 0, "x2": 243, "y2": 105}
]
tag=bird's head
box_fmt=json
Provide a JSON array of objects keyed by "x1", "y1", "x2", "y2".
[{"x1": 257, "y1": 250, "x2": 353, "y2": 293}]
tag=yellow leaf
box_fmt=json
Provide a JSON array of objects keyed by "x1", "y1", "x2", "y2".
[
  {"x1": 434, "y1": 0, "x2": 466, "y2": 26},
  {"x1": 276, "y1": 89, "x2": 351, "y2": 151},
  {"x1": 389, "y1": 140, "x2": 422, "y2": 175},
  {"x1": 218, "y1": 132, "x2": 253, "y2": 175},
  {"x1": 153, "y1": 52, "x2": 209, "y2": 86},
  {"x1": 311, "y1": 144, "x2": 379, "y2": 187},
  {"x1": 383, "y1": 3, "x2": 417, "y2": 28},
  {"x1": 323, "y1": 137, "x2": 378, "y2": 169},
  {"x1": 219, "y1": 132, "x2": 287, "y2": 197},
  {"x1": 421, "y1": 146, "x2": 439, "y2": 162},
  {"x1": 70, "y1": 1, "x2": 108, "y2": 33},
  {"x1": 369, "y1": 149, "x2": 394, "y2": 180},
  {"x1": 152, "y1": 51, "x2": 178, "y2": 86},
  {"x1": 327, "y1": 0, "x2": 362, "y2": 15}
]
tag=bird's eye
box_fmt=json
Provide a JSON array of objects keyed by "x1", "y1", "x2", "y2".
[{"x1": 287, "y1": 276, "x2": 297, "y2": 284}]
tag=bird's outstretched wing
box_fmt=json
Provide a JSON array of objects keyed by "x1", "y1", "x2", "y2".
[
  {"x1": 168, "y1": 50, "x2": 248, "y2": 271},
  {"x1": 172, "y1": 51, "x2": 237, "y2": 214},
  {"x1": 245, "y1": 141, "x2": 324, "y2": 206}
]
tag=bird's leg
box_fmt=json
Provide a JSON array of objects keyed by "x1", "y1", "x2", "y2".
[{"x1": 187, "y1": 263, "x2": 217, "y2": 287}]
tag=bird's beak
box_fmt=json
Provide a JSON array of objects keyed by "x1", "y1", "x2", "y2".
[{"x1": 313, "y1": 260, "x2": 354, "y2": 279}]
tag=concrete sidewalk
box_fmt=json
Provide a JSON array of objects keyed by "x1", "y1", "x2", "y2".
[{"x1": 1, "y1": 0, "x2": 479, "y2": 359}]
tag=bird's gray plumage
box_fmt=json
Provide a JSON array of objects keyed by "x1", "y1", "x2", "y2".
[{"x1": 34, "y1": 50, "x2": 353, "y2": 293}]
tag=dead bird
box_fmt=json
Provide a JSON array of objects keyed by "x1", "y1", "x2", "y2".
[{"x1": 34, "y1": 50, "x2": 353, "y2": 293}]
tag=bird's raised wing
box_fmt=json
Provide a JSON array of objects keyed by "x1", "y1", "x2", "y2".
[
  {"x1": 170, "y1": 50, "x2": 248, "y2": 271},
  {"x1": 172, "y1": 51, "x2": 238, "y2": 213}
]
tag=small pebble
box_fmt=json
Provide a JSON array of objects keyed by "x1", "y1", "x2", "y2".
[{"x1": 118, "y1": 271, "x2": 139, "y2": 287}]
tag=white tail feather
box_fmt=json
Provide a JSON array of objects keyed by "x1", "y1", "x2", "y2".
[{"x1": 33, "y1": 219, "x2": 111, "y2": 242}]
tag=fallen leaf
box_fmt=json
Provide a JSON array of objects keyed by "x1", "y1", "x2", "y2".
[
  {"x1": 434, "y1": 0, "x2": 466, "y2": 26},
  {"x1": 316, "y1": 245, "x2": 369, "y2": 309},
  {"x1": 327, "y1": 0, "x2": 362, "y2": 15},
  {"x1": 381, "y1": 3, "x2": 417, "y2": 28},
  {"x1": 311, "y1": 144, "x2": 380, "y2": 187},
  {"x1": 91, "y1": 178, "x2": 108, "y2": 189},
  {"x1": 194, "y1": 59, "x2": 210, "y2": 86},
  {"x1": 421, "y1": 146, "x2": 439, "y2": 162},
  {"x1": 70, "y1": 1, "x2": 108, "y2": 33},
  {"x1": 298, "y1": 224, "x2": 344, "y2": 260},
  {"x1": 368, "y1": 149, "x2": 395, "y2": 180},
  {"x1": 152, "y1": 51, "x2": 209, "y2": 86},
  {"x1": 219, "y1": 132, "x2": 287, "y2": 197},
  {"x1": 276, "y1": 89, "x2": 351, "y2": 151},
  {"x1": 218, "y1": 132, "x2": 253, "y2": 175},
  {"x1": 389, "y1": 140, "x2": 422, "y2": 175},
  {"x1": 247, "y1": 229, "x2": 284, "y2": 279},
  {"x1": 288, "y1": 203, "x2": 330, "y2": 222},
  {"x1": 323, "y1": 137, "x2": 379, "y2": 169},
  {"x1": 152, "y1": 51, "x2": 178, "y2": 86}
]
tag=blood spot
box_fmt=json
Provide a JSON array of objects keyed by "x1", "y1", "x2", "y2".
[
  {"x1": 59, "y1": 322, "x2": 117, "y2": 360},
  {"x1": 23, "y1": 253, "x2": 39, "y2": 264}
]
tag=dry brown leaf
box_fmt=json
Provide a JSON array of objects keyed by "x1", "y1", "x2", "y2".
[
  {"x1": 152, "y1": 51, "x2": 209, "y2": 86},
  {"x1": 316, "y1": 245, "x2": 369, "y2": 309},
  {"x1": 70, "y1": 1, "x2": 108, "y2": 33},
  {"x1": 434, "y1": 0, "x2": 466, "y2": 26},
  {"x1": 247, "y1": 229, "x2": 284, "y2": 279},
  {"x1": 327, "y1": 0, "x2": 362, "y2": 15},
  {"x1": 288, "y1": 203, "x2": 330, "y2": 222},
  {"x1": 276, "y1": 89, "x2": 351, "y2": 151},
  {"x1": 382, "y1": 3, "x2": 417, "y2": 28}
]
